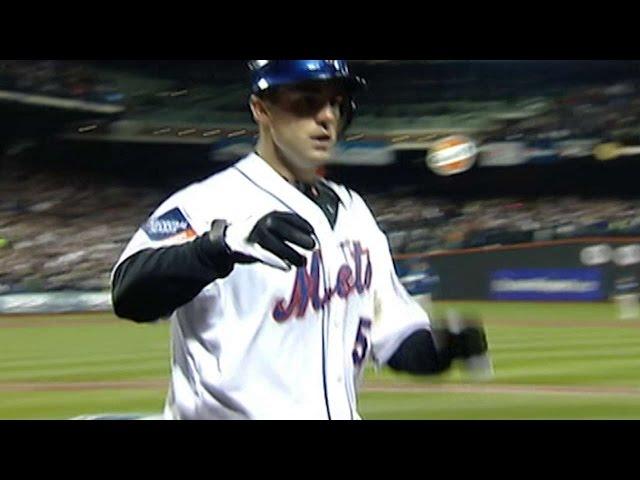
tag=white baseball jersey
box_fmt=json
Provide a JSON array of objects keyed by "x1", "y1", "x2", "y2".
[{"x1": 113, "y1": 153, "x2": 431, "y2": 420}]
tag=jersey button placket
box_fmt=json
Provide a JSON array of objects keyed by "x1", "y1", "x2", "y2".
[{"x1": 324, "y1": 247, "x2": 346, "y2": 418}]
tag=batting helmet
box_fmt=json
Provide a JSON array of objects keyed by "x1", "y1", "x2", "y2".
[{"x1": 248, "y1": 60, "x2": 366, "y2": 132}]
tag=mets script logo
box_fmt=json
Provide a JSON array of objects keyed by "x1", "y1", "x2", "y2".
[{"x1": 273, "y1": 240, "x2": 372, "y2": 322}]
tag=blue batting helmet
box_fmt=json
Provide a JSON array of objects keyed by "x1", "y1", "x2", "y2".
[
  {"x1": 248, "y1": 60, "x2": 366, "y2": 131},
  {"x1": 249, "y1": 60, "x2": 366, "y2": 95}
]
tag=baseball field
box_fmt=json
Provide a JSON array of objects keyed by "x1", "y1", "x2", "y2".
[{"x1": 2, "y1": 300, "x2": 640, "y2": 420}]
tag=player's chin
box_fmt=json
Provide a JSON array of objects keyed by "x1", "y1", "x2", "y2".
[{"x1": 306, "y1": 145, "x2": 333, "y2": 164}]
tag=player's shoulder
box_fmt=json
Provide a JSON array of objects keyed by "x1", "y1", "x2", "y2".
[{"x1": 160, "y1": 160, "x2": 247, "y2": 210}]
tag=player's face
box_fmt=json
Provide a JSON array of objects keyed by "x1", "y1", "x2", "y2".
[{"x1": 260, "y1": 82, "x2": 348, "y2": 168}]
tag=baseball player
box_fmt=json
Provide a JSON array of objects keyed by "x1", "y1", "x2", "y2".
[{"x1": 111, "y1": 60, "x2": 490, "y2": 420}]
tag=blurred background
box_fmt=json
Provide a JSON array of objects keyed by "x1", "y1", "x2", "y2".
[{"x1": 2, "y1": 60, "x2": 640, "y2": 419}]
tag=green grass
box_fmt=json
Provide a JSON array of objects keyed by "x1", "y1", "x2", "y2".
[
  {"x1": 359, "y1": 391, "x2": 640, "y2": 420},
  {"x1": 0, "y1": 319, "x2": 170, "y2": 382},
  {"x1": 0, "y1": 390, "x2": 166, "y2": 420},
  {"x1": 1, "y1": 301, "x2": 640, "y2": 419}
]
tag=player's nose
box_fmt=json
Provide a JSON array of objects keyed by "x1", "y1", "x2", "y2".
[{"x1": 316, "y1": 101, "x2": 339, "y2": 125}]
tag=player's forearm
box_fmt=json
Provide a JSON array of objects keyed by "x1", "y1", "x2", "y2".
[
  {"x1": 387, "y1": 323, "x2": 489, "y2": 375},
  {"x1": 112, "y1": 233, "x2": 234, "y2": 323},
  {"x1": 387, "y1": 329, "x2": 453, "y2": 375}
]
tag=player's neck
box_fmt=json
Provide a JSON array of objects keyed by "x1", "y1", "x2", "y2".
[{"x1": 255, "y1": 138, "x2": 318, "y2": 185}]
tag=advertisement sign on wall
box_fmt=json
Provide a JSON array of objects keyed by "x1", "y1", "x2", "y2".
[{"x1": 490, "y1": 268, "x2": 604, "y2": 301}]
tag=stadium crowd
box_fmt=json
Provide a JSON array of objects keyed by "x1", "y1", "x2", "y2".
[
  {"x1": 368, "y1": 190, "x2": 640, "y2": 255},
  {"x1": 485, "y1": 81, "x2": 640, "y2": 143},
  {"x1": 0, "y1": 158, "x2": 166, "y2": 293},
  {"x1": 0, "y1": 60, "x2": 125, "y2": 104},
  {"x1": 2, "y1": 60, "x2": 640, "y2": 293},
  {"x1": 2, "y1": 158, "x2": 640, "y2": 293}
]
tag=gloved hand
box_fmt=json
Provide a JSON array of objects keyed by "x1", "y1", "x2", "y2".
[
  {"x1": 440, "y1": 311, "x2": 493, "y2": 380},
  {"x1": 214, "y1": 211, "x2": 316, "y2": 272},
  {"x1": 447, "y1": 324, "x2": 489, "y2": 359}
]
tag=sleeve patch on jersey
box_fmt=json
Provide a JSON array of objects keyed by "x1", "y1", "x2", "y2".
[{"x1": 142, "y1": 208, "x2": 197, "y2": 242}]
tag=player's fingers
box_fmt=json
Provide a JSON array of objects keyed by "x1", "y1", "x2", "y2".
[
  {"x1": 273, "y1": 221, "x2": 316, "y2": 251},
  {"x1": 271, "y1": 212, "x2": 315, "y2": 235},
  {"x1": 259, "y1": 232, "x2": 307, "y2": 268},
  {"x1": 251, "y1": 245, "x2": 292, "y2": 271}
]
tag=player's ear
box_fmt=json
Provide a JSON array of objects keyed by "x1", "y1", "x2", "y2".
[{"x1": 249, "y1": 94, "x2": 271, "y2": 126}]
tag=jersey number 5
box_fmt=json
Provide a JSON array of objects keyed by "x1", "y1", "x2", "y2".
[{"x1": 352, "y1": 317, "x2": 372, "y2": 368}]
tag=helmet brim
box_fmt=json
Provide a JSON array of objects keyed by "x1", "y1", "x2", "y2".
[{"x1": 252, "y1": 74, "x2": 367, "y2": 96}]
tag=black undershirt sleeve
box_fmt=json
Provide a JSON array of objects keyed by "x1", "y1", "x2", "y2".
[
  {"x1": 112, "y1": 180, "x2": 339, "y2": 324},
  {"x1": 111, "y1": 234, "x2": 234, "y2": 323},
  {"x1": 387, "y1": 329, "x2": 453, "y2": 375}
]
